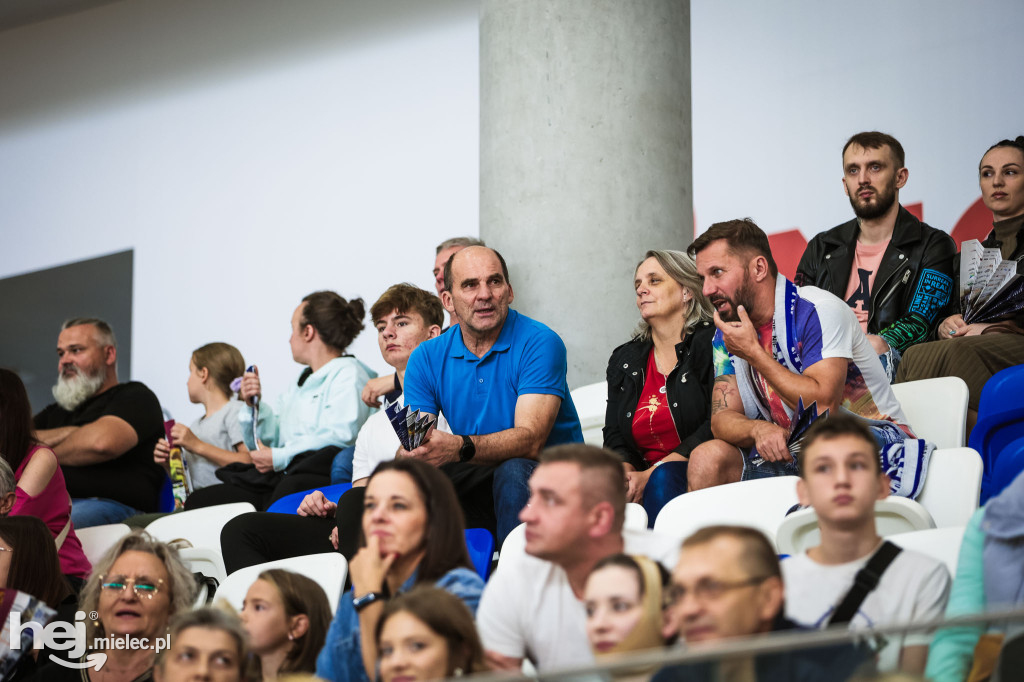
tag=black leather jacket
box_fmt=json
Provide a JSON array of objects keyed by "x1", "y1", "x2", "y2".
[
  {"x1": 795, "y1": 205, "x2": 957, "y2": 352},
  {"x1": 603, "y1": 322, "x2": 715, "y2": 471}
]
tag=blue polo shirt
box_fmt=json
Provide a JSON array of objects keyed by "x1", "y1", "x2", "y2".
[{"x1": 404, "y1": 309, "x2": 583, "y2": 447}]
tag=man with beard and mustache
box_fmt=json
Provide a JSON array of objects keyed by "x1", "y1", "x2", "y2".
[
  {"x1": 795, "y1": 132, "x2": 956, "y2": 379},
  {"x1": 685, "y1": 219, "x2": 914, "y2": 490},
  {"x1": 33, "y1": 318, "x2": 165, "y2": 527}
]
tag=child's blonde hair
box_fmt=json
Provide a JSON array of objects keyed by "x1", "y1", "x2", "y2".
[{"x1": 192, "y1": 343, "x2": 245, "y2": 398}]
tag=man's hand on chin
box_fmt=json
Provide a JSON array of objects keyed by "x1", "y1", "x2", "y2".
[{"x1": 715, "y1": 306, "x2": 762, "y2": 362}]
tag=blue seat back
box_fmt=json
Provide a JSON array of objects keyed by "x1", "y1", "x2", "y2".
[
  {"x1": 978, "y1": 365, "x2": 1024, "y2": 420},
  {"x1": 158, "y1": 474, "x2": 176, "y2": 513},
  {"x1": 266, "y1": 483, "x2": 353, "y2": 514},
  {"x1": 987, "y1": 435, "x2": 1024, "y2": 502},
  {"x1": 464, "y1": 528, "x2": 494, "y2": 580}
]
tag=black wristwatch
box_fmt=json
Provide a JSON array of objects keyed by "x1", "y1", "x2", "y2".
[
  {"x1": 353, "y1": 591, "x2": 385, "y2": 612},
  {"x1": 459, "y1": 435, "x2": 476, "y2": 463}
]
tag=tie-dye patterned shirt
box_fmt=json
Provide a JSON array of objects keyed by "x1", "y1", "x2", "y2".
[{"x1": 712, "y1": 284, "x2": 911, "y2": 432}]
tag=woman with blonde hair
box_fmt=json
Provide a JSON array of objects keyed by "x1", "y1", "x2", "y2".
[
  {"x1": 33, "y1": 529, "x2": 197, "y2": 681},
  {"x1": 153, "y1": 342, "x2": 250, "y2": 492},
  {"x1": 585, "y1": 553, "x2": 672, "y2": 680},
  {"x1": 604, "y1": 250, "x2": 716, "y2": 525}
]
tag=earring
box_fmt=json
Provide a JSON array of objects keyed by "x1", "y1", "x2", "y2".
[
  {"x1": 453, "y1": 668, "x2": 464, "y2": 677},
  {"x1": 288, "y1": 634, "x2": 294, "y2": 641}
]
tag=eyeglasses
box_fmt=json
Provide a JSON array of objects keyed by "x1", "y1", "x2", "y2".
[
  {"x1": 99, "y1": 575, "x2": 165, "y2": 600},
  {"x1": 666, "y1": 576, "x2": 769, "y2": 605}
]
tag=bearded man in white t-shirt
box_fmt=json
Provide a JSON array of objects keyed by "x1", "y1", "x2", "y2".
[
  {"x1": 477, "y1": 444, "x2": 678, "y2": 672},
  {"x1": 782, "y1": 414, "x2": 951, "y2": 674}
]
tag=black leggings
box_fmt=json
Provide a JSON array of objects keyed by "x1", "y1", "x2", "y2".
[
  {"x1": 218, "y1": 462, "x2": 497, "y2": 574},
  {"x1": 219, "y1": 485, "x2": 366, "y2": 574}
]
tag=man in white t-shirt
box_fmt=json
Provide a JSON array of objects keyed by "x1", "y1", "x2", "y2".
[
  {"x1": 687, "y1": 218, "x2": 914, "y2": 488},
  {"x1": 782, "y1": 414, "x2": 951, "y2": 674},
  {"x1": 477, "y1": 444, "x2": 678, "y2": 672}
]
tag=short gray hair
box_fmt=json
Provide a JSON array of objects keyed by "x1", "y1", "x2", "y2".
[
  {"x1": 435, "y1": 236, "x2": 485, "y2": 254},
  {"x1": 632, "y1": 250, "x2": 714, "y2": 341},
  {"x1": 62, "y1": 317, "x2": 117, "y2": 349},
  {"x1": 79, "y1": 530, "x2": 197, "y2": 645}
]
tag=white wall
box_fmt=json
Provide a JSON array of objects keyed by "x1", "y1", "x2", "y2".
[
  {"x1": 690, "y1": 0, "x2": 1024, "y2": 239},
  {"x1": 0, "y1": 0, "x2": 480, "y2": 421},
  {"x1": 2, "y1": 0, "x2": 1022, "y2": 420}
]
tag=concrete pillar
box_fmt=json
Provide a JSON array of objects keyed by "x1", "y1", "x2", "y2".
[{"x1": 480, "y1": 0, "x2": 692, "y2": 390}]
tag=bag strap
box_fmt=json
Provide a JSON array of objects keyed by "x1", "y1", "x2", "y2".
[
  {"x1": 55, "y1": 494, "x2": 73, "y2": 550},
  {"x1": 827, "y1": 540, "x2": 902, "y2": 626}
]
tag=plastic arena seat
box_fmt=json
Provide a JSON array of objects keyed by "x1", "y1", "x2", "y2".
[
  {"x1": 265, "y1": 483, "x2": 353, "y2": 514},
  {"x1": 146, "y1": 502, "x2": 255, "y2": 552},
  {"x1": 915, "y1": 447, "x2": 982, "y2": 528},
  {"x1": 653, "y1": 477, "x2": 801, "y2": 550},
  {"x1": 887, "y1": 526, "x2": 966, "y2": 576},
  {"x1": 890, "y1": 376, "x2": 969, "y2": 449},
  {"x1": 970, "y1": 365, "x2": 1024, "y2": 503},
  {"x1": 465, "y1": 528, "x2": 495, "y2": 580},
  {"x1": 76, "y1": 523, "x2": 131, "y2": 565},
  {"x1": 776, "y1": 497, "x2": 936, "y2": 555},
  {"x1": 625, "y1": 502, "x2": 648, "y2": 530},
  {"x1": 215, "y1": 552, "x2": 348, "y2": 614},
  {"x1": 570, "y1": 381, "x2": 607, "y2": 447}
]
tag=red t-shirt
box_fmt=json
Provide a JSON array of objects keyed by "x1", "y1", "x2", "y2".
[{"x1": 631, "y1": 349, "x2": 682, "y2": 464}]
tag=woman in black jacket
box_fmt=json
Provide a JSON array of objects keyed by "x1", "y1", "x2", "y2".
[{"x1": 604, "y1": 250, "x2": 716, "y2": 527}]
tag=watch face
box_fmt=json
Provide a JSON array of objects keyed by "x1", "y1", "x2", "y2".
[{"x1": 459, "y1": 436, "x2": 475, "y2": 462}]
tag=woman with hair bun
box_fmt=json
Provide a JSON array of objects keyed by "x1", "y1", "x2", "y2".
[
  {"x1": 896, "y1": 136, "x2": 1024, "y2": 435},
  {"x1": 186, "y1": 291, "x2": 376, "y2": 510}
]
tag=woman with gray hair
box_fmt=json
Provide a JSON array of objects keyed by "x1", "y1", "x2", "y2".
[
  {"x1": 604, "y1": 250, "x2": 716, "y2": 526},
  {"x1": 32, "y1": 529, "x2": 197, "y2": 681}
]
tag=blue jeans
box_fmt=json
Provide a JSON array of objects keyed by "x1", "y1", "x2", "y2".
[
  {"x1": 642, "y1": 461, "x2": 689, "y2": 528},
  {"x1": 330, "y1": 445, "x2": 356, "y2": 484},
  {"x1": 71, "y1": 498, "x2": 141, "y2": 528},
  {"x1": 493, "y1": 458, "x2": 538, "y2": 545},
  {"x1": 879, "y1": 347, "x2": 902, "y2": 384}
]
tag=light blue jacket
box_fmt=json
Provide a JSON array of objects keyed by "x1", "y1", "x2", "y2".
[
  {"x1": 238, "y1": 356, "x2": 376, "y2": 470},
  {"x1": 924, "y1": 508, "x2": 985, "y2": 682}
]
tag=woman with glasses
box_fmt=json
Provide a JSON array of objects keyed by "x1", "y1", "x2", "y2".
[{"x1": 32, "y1": 530, "x2": 197, "y2": 681}]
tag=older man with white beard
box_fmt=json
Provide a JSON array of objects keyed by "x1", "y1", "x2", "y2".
[{"x1": 33, "y1": 318, "x2": 165, "y2": 527}]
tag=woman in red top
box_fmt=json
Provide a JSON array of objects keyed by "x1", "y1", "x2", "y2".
[
  {"x1": 604, "y1": 250, "x2": 717, "y2": 526},
  {"x1": 0, "y1": 368, "x2": 91, "y2": 582}
]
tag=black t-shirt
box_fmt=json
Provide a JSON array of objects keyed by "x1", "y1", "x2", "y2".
[{"x1": 33, "y1": 382, "x2": 165, "y2": 512}]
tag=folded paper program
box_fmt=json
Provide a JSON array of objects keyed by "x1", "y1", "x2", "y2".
[{"x1": 384, "y1": 398, "x2": 437, "y2": 451}]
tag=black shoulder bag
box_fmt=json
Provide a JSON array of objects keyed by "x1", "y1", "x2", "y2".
[{"x1": 827, "y1": 540, "x2": 903, "y2": 626}]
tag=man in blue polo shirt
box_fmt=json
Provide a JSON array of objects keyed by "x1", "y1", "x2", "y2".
[{"x1": 402, "y1": 245, "x2": 583, "y2": 542}]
